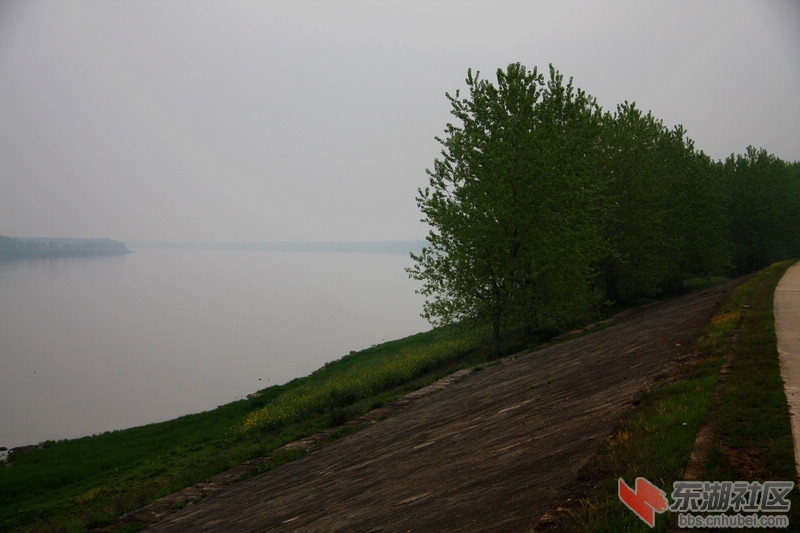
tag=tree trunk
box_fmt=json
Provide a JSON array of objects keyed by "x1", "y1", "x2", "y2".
[{"x1": 491, "y1": 319, "x2": 501, "y2": 359}]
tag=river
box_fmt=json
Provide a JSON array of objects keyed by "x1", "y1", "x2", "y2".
[{"x1": 0, "y1": 245, "x2": 428, "y2": 449}]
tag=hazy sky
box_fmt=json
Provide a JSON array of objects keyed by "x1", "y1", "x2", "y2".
[{"x1": 1, "y1": 1, "x2": 798, "y2": 243}]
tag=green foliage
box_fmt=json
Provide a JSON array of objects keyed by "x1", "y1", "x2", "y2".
[
  {"x1": 597, "y1": 102, "x2": 683, "y2": 300},
  {"x1": 408, "y1": 63, "x2": 608, "y2": 356},
  {"x1": 237, "y1": 333, "x2": 479, "y2": 433},
  {"x1": 411, "y1": 62, "x2": 799, "y2": 351},
  {"x1": 724, "y1": 147, "x2": 800, "y2": 274},
  {"x1": 596, "y1": 103, "x2": 732, "y2": 301}
]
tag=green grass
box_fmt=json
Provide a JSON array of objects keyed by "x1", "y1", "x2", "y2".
[
  {"x1": 702, "y1": 260, "x2": 800, "y2": 528},
  {"x1": 547, "y1": 358, "x2": 724, "y2": 532},
  {"x1": 237, "y1": 331, "x2": 481, "y2": 433},
  {"x1": 543, "y1": 260, "x2": 798, "y2": 531}
]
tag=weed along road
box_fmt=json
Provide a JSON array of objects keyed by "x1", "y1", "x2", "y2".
[
  {"x1": 143, "y1": 281, "x2": 741, "y2": 532},
  {"x1": 775, "y1": 261, "x2": 800, "y2": 479}
]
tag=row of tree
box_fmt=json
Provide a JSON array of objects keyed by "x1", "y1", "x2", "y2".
[{"x1": 408, "y1": 63, "x2": 800, "y2": 357}]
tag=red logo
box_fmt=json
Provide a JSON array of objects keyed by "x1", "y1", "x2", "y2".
[{"x1": 618, "y1": 477, "x2": 669, "y2": 527}]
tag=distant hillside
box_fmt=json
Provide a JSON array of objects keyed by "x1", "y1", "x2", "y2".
[
  {"x1": 0, "y1": 236, "x2": 130, "y2": 258},
  {"x1": 135, "y1": 240, "x2": 426, "y2": 255}
]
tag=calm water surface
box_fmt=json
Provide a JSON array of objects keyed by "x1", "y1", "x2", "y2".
[{"x1": 0, "y1": 248, "x2": 427, "y2": 448}]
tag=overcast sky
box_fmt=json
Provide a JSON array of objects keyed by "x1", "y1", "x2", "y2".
[{"x1": 0, "y1": 1, "x2": 798, "y2": 243}]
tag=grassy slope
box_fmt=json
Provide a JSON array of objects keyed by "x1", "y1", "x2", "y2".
[
  {"x1": 541, "y1": 260, "x2": 798, "y2": 531},
  {"x1": 702, "y1": 260, "x2": 800, "y2": 528}
]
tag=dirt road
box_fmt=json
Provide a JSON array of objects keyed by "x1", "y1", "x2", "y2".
[{"x1": 144, "y1": 281, "x2": 739, "y2": 532}]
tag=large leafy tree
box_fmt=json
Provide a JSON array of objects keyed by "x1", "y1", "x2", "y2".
[{"x1": 408, "y1": 64, "x2": 607, "y2": 357}]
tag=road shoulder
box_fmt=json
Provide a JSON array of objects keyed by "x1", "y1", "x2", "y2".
[{"x1": 774, "y1": 260, "x2": 800, "y2": 479}]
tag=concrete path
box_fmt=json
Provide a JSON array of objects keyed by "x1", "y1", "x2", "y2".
[{"x1": 775, "y1": 261, "x2": 800, "y2": 480}]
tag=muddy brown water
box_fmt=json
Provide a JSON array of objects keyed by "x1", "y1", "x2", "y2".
[{"x1": 138, "y1": 281, "x2": 739, "y2": 532}]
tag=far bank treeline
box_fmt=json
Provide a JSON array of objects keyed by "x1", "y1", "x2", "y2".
[
  {"x1": 0, "y1": 236, "x2": 130, "y2": 258},
  {"x1": 408, "y1": 63, "x2": 800, "y2": 357}
]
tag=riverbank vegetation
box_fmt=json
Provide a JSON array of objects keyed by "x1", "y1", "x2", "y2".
[
  {"x1": 409, "y1": 63, "x2": 800, "y2": 357},
  {"x1": 0, "y1": 325, "x2": 496, "y2": 532}
]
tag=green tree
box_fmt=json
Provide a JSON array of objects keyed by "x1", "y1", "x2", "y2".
[
  {"x1": 659, "y1": 127, "x2": 730, "y2": 285},
  {"x1": 596, "y1": 103, "x2": 730, "y2": 302},
  {"x1": 726, "y1": 147, "x2": 800, "y2": 274},
  {"x1": 597, "y1": 102, "x2": 677, "y2": 301},
  {"x1": 408, "y1": 63, "x2": 607, "y2": 357}
]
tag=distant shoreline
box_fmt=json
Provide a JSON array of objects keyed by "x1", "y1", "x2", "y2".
[
  {"x1": 0, "y1": 237, "x2": 426, "y2": 258},
  {"x1": 0, "y1": 235, "x2": 131, "y2": 259},
  {"x1": 131, "y1": 240, "x2": 426, "y2": 255}
]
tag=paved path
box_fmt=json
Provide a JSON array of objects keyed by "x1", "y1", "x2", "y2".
[
  {"x1": 775, "y1": 261, "x2": 800, "y2": 479},
  {"x1": 143, "y1": 282, "x2": 738, "y2": 532}
]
